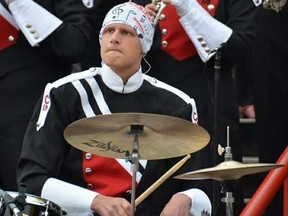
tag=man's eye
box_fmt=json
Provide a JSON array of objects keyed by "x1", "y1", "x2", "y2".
[
  {"x1": 104, "y1": 28, "x2": 114, "y2": 34},
  {"x1": 122, "y1": 31, "x2": 130, "y2": 35}
]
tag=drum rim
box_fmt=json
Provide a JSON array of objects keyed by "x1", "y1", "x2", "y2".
[{"x1": 6, "y1": 191, "x2": 64, "y2": 215}]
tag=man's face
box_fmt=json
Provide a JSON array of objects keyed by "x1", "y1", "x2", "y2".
[{"x1": 100, "y1": 23, "x2": 143, "y2": 76}]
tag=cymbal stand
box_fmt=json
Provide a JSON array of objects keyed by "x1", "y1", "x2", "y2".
[
  {"x1": 218, "y1": 126, "x2": 233, "y2": 162},
  {"x1": 220, "y1": 182, "x2": 235, "y2": 216},
  {"x1": 125, "y1": 124, "x2": 143, "y2": 216},
  {"x1": 218, "y1": 126, "x2": 235, "y2": 216},
  {"x1": 212, "y1": 43, "x2": 222, "y2": 214}
]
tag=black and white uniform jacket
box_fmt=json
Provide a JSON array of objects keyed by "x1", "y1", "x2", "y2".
[{"x1": 18, "y1": 63, "x2": 211, "y2": 216}]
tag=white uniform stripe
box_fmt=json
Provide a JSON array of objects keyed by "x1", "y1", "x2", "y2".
[
  {"x1": 85, "y1": 77, "x2": 111, "y2": 115},
  {"x1": 52, "y1": 68, "x2": 98, "y2": 88},
  {"x1": 143, "y1": 75, "x2": 191, "y2": 103},
  {"x1": 189, "y1": 98, "x2": 198, "y2": 124},
  {"x1": 71, "y1": 80, "x2": 95, "y2": 118},
  {"x1": 116, "y1": 159, "x2": 145, "y2": 183},
  {"x1": 36, "y1": 83, "x2": 53, "y2": 131},
  {"x1": 36, "y1": 69, "x2": 98, "y2": 130},
  {"x1": 144, "y1": 75, "x2": 198, "y2": 124},
  {"x1": 139, "y1": 160, "x2": 147, "y2": 168}
]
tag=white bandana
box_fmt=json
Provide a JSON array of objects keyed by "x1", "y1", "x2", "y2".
[{"x1": 99, "y1": 2, "x2": 155, "y2": 55}]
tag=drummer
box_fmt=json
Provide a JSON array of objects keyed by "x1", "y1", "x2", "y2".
[{"x1": 17, "y1": 2, "x2": 211, "y2": 215}]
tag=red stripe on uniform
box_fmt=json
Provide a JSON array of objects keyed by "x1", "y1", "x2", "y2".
[{"x1": 83, "y1": 153, "x2": 134, "y2": 197}]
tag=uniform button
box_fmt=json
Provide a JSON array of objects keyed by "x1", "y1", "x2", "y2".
[
  {"x1": 197, "y1": 35, "x2": 204, "y2": 42},
  {"x1": 205, "y1": 47, "x2": 211, "y2": 53},
  {"x1": 26, "y1": 23, "x2": 32, "y2": 28},
  {"x1": 89, "y1": 68, "x2": 96, "y2": 72},
  {"x1": 87, "y1": 183, "x2": 93, "y2": 189},
  {"x1": 83, "y1": 0, "x2": 92, "y2": 8},
  {"x1": 85, "y1": 167, "x2": 92, "y2": 175},
  {"x1": 161, "y1": 40, "x2": 168, "y2": 48},
  {"x1": 29, "y1": 28, "x2": 36, "y2": 34},
  {"x1": 207, "y1": 4, "x2": 215, "y2": 11},
  {"x1": 159, "y1": 14, "x2": 166, "y2": 21},
  {"x1": 200, "y1": 41, "x2": 207, "y2": 47},
  {"x1": 85, "y1": 152, "x2": 93, "y2": 160},
  {"x1": 156, "y1": 3, "x2": 161, "y2": 10},
  {"x1": 162, "y1": 28, "x2": 168, "y2": 36},
  {"x1": 8, "y1": 35, "x2": 14, "y2": 42},
  {"x1": 33, "y1": 33, "x2": 40, "y2": 39}
]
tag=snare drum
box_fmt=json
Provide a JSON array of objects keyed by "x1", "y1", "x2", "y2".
[{"x1": 0, "y1": 192, "x2": 65, "y2": 216}]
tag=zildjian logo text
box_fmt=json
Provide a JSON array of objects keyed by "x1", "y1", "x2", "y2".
[{"x1": 82, "y1": 139, "x2": 126, "y2": 154}]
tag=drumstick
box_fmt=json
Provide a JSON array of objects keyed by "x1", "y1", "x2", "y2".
[{"x1": 135, "y1": 154, "x2": 191, "y2": 206}]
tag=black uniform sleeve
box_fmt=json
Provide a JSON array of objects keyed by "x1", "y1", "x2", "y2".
[
  {"x1": 17, "y1": 87, "x2": 71, "y2": 196},
  {"x1": 37, "y1": 0, "x2": 96, "y2": 63},
  {"x1": 218, "y1": 0, "x2": 259, "y2": 65}
]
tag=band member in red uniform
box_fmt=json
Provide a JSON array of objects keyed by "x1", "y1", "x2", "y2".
[
  {"x1": 134, "y1": 0, "x2": 260, "y2": 215},
  {"x1": 0, "y1": 0, "x2": 95, "y2": 191},
  {"x1": 17, "y1": 2, "x2": 211, "y2": 215}
]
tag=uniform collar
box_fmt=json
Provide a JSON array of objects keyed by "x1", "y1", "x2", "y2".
[{"x1": 100, "y1": 63, "x2": 144, "y2": 94}]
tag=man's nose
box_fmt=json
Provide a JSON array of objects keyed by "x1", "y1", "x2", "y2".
[{"x1": 110, "y1": 31, "x2": 120, "y2": 43}]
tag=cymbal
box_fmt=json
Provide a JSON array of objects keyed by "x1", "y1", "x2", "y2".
[
  {"x1": 174, "y1": 160, "x2": 284, "y2": 181},
  {"x1": 64, "y1": 113, "x2": 210, "y2": 160}
]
